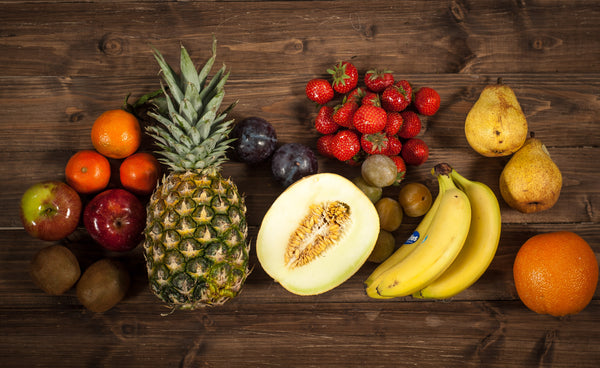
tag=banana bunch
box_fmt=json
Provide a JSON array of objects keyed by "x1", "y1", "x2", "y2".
[{"x1": 365, "y1": 163, "x2": 501, "y2": 299}]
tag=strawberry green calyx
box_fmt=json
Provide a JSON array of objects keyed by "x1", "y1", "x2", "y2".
[{"x1": 327, "y1": 61, "x2": 358, "y2": 94}]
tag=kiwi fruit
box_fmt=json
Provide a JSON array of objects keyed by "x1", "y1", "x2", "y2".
[
  {"x1": 30, "y1": 244, "x2": 81, "y2": 295},
  {"x1": 76, "y1": 258, "x2": 130, "y2": 313}
]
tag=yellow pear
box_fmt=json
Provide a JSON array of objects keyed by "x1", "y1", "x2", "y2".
[
  {"x1": 465, "y1": 80, "x2": 528, "y2": 157},
  {"x1": 499, "y1": 134, "x2": 562, "y2": 213}
]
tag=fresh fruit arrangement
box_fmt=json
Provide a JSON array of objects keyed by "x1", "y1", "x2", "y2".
[
  {"x1": 18, "y1": 37, "x2": 596, "y2": 319},
  {"x1": 365, "y1": 163, "x2": 502, "y2": 299},
  {"x1": 461, "y1": 81, "x2": 595, "y2": 314},
  {"x1": 20, "y1": 86, "x2": 160, "y2": 312},
  {"x1": 306, "y1": 62, "x2": 440, "y2": 178}
]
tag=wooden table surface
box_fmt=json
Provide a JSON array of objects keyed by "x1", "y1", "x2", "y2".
[{"x1": 1, "y1": 1, "x2": 599, "y2": 367}]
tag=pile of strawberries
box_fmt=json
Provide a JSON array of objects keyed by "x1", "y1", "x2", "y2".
[{"x1": 306, "y1": 61, "x2": 440, "y2": 172}]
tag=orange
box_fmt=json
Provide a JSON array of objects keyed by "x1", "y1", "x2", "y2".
[
  {"x1": 119, "y1": 152, "x2": 161, "y2": 195},
  {"x1": 65, "y1": 150, "x2": 111, "y2": 194},
  {"x1": 91, "y1": 109, "x2": 141, "y2": 159},
  {"x1": 513, "y1": 231, "x2": 598, "y2": 317}
]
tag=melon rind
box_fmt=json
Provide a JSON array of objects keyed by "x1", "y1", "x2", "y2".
[{"x1": 257, "y1": 173, "x2": 380, "y2": 295}]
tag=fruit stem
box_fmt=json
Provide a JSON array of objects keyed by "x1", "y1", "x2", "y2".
[
  {"x1": 497, "y1": 77, "x2": 503, "y2": 85},
  {"x1": 434, "y1": 163, "x2": 452, "y2": 177}
]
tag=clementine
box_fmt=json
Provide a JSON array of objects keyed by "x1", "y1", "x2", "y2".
[
  {"x1": 119, "y1": 152, "x2": 161, "y2": 195},
  {"x1": 513, "y1": 231, "x2": 598, "y2": 317},
  {"x1": 91, "y1": 109, "x2": 141, "y2": 159},
  {"x1": 65, "y1": 150, "x2": 111, "y2": 194}
]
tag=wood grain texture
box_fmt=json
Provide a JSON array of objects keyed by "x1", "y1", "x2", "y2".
[{"x1": 1, "y1": 1, "x2": 599, "y2": 367}]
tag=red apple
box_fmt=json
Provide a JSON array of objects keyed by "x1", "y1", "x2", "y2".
[
  {"x1": 83, "y1": 189, "x2": 146, "y2": 252},
  {"x1": 20, "y1": 181, "x2": 82, "y2": 241}
]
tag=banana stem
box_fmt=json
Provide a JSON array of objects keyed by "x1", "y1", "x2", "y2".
[{"x1": 433, "y1": 163, "x2": 453, "y2": 177}]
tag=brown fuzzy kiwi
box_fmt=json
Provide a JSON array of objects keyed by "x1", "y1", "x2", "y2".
[
  {"x1": 76, "y1": 258, "x2": 130, "y2": 313},
  {"x1": 30, "y1": 244, "x2": 81, "y2": 295}
]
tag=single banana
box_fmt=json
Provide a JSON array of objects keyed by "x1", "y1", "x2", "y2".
[
  {"x1": 414, "y1": 168, "x2": 501, "y2": 299},
  {"x1": 364, "y1": 179, "x2": 443, "y2": 298},
  {"x1": 373, "y1": 163, "x2": 471, "y2": 298}
]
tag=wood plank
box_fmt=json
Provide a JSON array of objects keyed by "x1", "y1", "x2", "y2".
[
  {"x1": 0, "y1": 301, "x2": 599, "y2": 368},
  {"x1": 1, "y1": 1, "x2": 600, "y2": 77},
  {"x1": 1, "y1": 74, "x2": 598, "y2": 152}
]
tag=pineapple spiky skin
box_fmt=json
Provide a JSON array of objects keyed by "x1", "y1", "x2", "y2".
[
  {"x1": 141, "y1": 37, "x2": 251, "y2": 310},
  {"x1": 144, "y1": 171, "x2": 250, "y2": 309}
]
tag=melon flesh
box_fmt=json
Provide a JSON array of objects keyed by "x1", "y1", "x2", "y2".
[{"x1": 257, "y1": 173, "x2": 379, "y2": 295}]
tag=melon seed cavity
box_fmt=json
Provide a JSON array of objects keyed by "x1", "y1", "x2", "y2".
[{"x1": 285, "y1": 201, "x2": 351, "y2": 268}]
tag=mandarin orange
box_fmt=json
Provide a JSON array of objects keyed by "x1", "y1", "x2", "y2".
[
  {"x1": 513, "y1": 231, "x2": 598, "y2": 316},
  {"x1": 119, "y1": 152, "x2": 161, "y2": 195},
  {"x1": 65, "y1": 150, "x2": 111, "y2": 194},
  {"x1": 91, "y1": 109, "x2": 141, "y2": 159}
]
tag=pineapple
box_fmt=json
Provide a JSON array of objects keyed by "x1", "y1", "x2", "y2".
[{"x1": 142, "y1": 38, "x2": 250, "y2": 310}]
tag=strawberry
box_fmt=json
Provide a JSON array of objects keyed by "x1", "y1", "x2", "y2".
[
  {"x1": 398, "y1": 110, "x2": 421, "y2": 139},
  {"x1": 332, "y1": 130, "x2": 360, "y2": 162},
  {"x1": 364, "y1": 69, "x2": 394, "y2": 93},
  {"x1": 395, "y1": 80, "x2": 413, "y2": 102},
  {"x1": 344, "y1": 156, "x2": 364, "y2": 167},
  {"x1": 316, "y1": 133, "x2": 336, "y2": 158},
  {"x1": 328, "y1": 61, "x2": 359, "y2": 94},
  {"x1": 306, "y1": 78, "x2": 334, "y2": 105},
  {"x1": 384, "y1": 134, "x2": 403, "y2": 156},
  {"x1": 401, "y1": 138, "x2": 429, "y2": 166},
  {"x1": 381, "y1": 80, "x2": 412, "y2": 112},
  {"x1": 333, "y1": 100, "x2": 359, "y2": 128},
  {"x1": 361, "y1": 92, "x2": 381, "y2": 107},
  {"x1": 389, "y1": 155, "x2": 407, "y2": 184},
  {"x1": 384, "y1": 112, "x2": 403, "y2": 135},
  {"x1": 360, "y1": 132, "x2": 389, "y2": 155},
  {"x1": 352, "y1": 105, "x2": 387, "y2": 134},
  {"x1": 347, "y1": 87, "x2": 366, "y2": 104},
  {"x1": 414, "y1": 87, "x2": 440, "y2": 116},
  {"x1": 314, "y1": 105, "x2": 338, "y2": 134}
]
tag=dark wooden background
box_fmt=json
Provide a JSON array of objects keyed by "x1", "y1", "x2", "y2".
[{"x1": 1, "y1": 1, "x2": 599, "y2": 367}]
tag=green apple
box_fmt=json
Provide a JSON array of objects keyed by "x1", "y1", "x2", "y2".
[{"x1": 20, "y1": 181, "x2": 82, "y2": 241}]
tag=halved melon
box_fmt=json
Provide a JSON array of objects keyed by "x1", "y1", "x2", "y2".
[{"x1": 257, "y1": 173, "x2": 380, "y2": 295}]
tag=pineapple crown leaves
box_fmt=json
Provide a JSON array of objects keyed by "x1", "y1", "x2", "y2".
[{"x1": 146, "y1": 37, "x2": 238, "y2": 174}]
